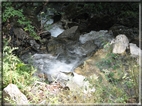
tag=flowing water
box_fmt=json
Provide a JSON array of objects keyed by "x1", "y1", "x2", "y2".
[{"x1": 23, "y1": 14, "x2": 113, "y2": 83}]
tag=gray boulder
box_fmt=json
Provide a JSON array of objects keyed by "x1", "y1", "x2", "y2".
[{"x1": 57, "y1": 26, "x2": 80, "y2": 41}]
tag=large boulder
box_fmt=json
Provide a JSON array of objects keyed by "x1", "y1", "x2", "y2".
[
  {"x1": 111, "y1": 34, "x2": 129, "y2": 54},
  {"x1": 3, "y1": 84, "x2": 29, "y2": 105},
  {"x1": 57, "y1": 26, "x2": 80, "y2": 41},
  {"x1": 129, "y1": 43, "x2": 141, "y2": 57},
  {"x1": 47, "y1": 26, "x2": 81, "y2": 56}
]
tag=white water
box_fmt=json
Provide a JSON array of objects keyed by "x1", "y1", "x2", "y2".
[
  {"x1": 32, "y1": 53, "x2": 77, "y2": 82},
  {"x1": 31, "y1": 30, "x2": 112, "y2": 80},
  {"x1": 34, "y1": 11, "x2": 113, "y2": 85},
  {"x1": 31, "y1": 53, "x2": 96, "y2": 93},
  {"x1": 79, "y1": 30, "x2": 108, "y2": 44},
  {"x1": 32, "y1": 54, "x2": 78, "y2": 73},
  {"x1": 48, "y1": 23, "x2": 64, "y2": 37},
  {"x1": 38, "y1": 12, "x2": 64, "y2": 37},
  {"x1": 40, "y1": 19, "x2": 64, "y2": 37},
  {"x1": 34, "y1": 11, "x2": 114, "y2": 92}
]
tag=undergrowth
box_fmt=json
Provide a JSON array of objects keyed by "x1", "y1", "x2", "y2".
[
  {"x1": 3, "y1": 38, "x2": 38, "y2": 104},
  {"x1": 93, "y1": 43, "x2": 139, "y2": 103}
]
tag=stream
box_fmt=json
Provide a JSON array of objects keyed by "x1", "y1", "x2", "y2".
[
  {"x1": 20, "y1": 12, "x2": 114, "y2": 92},
  {"x1": 22, "y1": 20, "x2": 113, "y2": 84}
]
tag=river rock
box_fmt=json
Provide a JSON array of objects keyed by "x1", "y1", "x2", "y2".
[
  {"x1": 129, "y1": 43, "x2": 142, "y2": 66},
  {"x1": 13, "y1": 28, "x2": 29, "y2": 40},
  {"x1": 111, "y1": 34, "x2": 129, "y2": 54},
  {"x1": 3, "y1": 84, "x2": 29, "y2": 105},
  {"x1": 57, "y1": 26, "x2": 80, "y2": 41},
  {"x1": 130, "y1": 43, "x2": 141, "y2": 57}
]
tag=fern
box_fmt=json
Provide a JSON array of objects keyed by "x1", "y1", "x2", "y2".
[{"x1": 3, "y1": 39, "x2": 38, "y2": 90}]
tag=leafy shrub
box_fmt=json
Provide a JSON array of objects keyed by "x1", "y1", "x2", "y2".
[{"x1": 3, "y1": 38, "x2": 38, "y2": 91}]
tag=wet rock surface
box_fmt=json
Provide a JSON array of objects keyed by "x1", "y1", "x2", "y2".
[{"x1": 57, "y1": 26, "x2": 80, "y2": 41}]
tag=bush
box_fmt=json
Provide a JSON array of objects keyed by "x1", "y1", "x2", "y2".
[{"x1": 3, "y1": 38, "x2": 38, "y2": 91}]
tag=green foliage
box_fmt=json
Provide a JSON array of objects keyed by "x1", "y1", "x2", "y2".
[
  {"x1": 3, "y1": 38, "x2": 38, "y2": 90},
  {"x1": 2, "y1": 6, "x2": 23, "y2": 22},
  {"x1": 2, "y1": 2, "x2": 40, "y2": 40}
]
